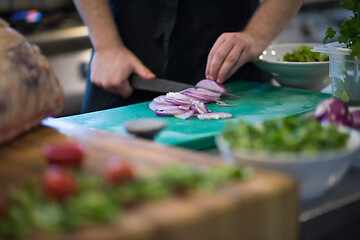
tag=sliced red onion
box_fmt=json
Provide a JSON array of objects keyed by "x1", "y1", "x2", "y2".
[
  {"x1": 197, "y1": 112, "x2": 232, "y2": 120},
  {"x1": 216, "y1": 100, "x2": 234, "y2": 107},
  {"x1": 194, "y1": 88, "x2": 222, "y2": 99},
  {"x1": 153, "y1": 95, "x2": 176, "y2": 106},
  {"x1": 179, "y1": 105, "x2": 191, "y2": 110},
  {"x1": 165, "y1": 92, "x2": 193, "y2": 105},
  {"x1": 150, "y1": 80, "x2": 233, "y2": 120},
  {"x1": 195, "y1": 79, "x2": 228, "y2": 94},
  {"x1": 192, "y1": 101, "x2": 209, "y2": 114},
  {"x1": 181, "y1": 88, "x2": 221, "y2": 102},
  {"x1": 175, "y1": 110, "x2": 195, "y2": 120},
  {"x1": 150, "y1": 103, "x2": 187, "y2": 116},
  {"x1": 190, "y1": 105, "x2": 200, "y2": 114},
  {"x1": 351, "y1": 110, "x2": 360, "y2": 129},
  {"x1": 155, "y1": 108, "x2": 187, "y2": 116},
  {"x1": 150, "y1": 102, "x2": 180, "y2": 112}
]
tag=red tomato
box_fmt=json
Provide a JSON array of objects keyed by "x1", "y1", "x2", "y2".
[
  {"x1": 43, "y1": 166, "x2": 77, "y2": 201},
  {"x1": 106, "y1": 157, "x2": 135, "y2": 185},
  {"x1": 42, "y1": 142, "x2": 84, "y2": 168}
]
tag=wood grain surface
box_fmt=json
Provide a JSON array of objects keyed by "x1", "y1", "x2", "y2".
[{"x1": 0, "y1": 124, "x2": 299, "y2": 240}]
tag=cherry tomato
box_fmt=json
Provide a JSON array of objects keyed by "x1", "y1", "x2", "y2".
[
  {"x1": 42, "y1": 142, "x2": 84, "y2": 168},
  {"x1": 43, "y1": 166, "x2": 77, "y2": 201},
  {"x1": 105, "y1": 157, "x2": 135, "y2": 185}
]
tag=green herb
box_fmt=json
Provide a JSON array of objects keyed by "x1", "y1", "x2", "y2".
[
  {"x1": 283, "y1": 46, "x2": 329, "y2": 62},
  {"x1": 0, "y1": 164, "x2": 249, "y2": 238},
  {"x1": 223, "y1": 116, "x2": 349, "y2": 154},
  {"x1": 323, "y1": 0, "x2": 360, "y2": 58}
]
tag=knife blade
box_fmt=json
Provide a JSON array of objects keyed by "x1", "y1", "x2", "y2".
[
  {"x1": 131, "y1": 75, "x2": 241, "y2": 99},
  {"x1": 131, "y1": 75, "x2": 194, "y2": 93}
]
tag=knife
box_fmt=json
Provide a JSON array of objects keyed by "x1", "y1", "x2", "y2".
[{"x1": 131, "y1": 75, "x2": 241, "y2": 99}]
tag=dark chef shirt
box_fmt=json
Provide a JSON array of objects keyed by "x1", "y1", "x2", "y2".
[{"x1": 82, "y1": 0, "x2": 271, "y2": 113}]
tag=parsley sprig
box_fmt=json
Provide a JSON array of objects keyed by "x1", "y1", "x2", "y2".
[{"x1": 323, "y1": 0, "x2": 360, "y2": 58}]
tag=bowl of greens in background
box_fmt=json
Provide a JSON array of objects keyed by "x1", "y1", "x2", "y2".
[
  {"x1": 255, "y1": 43, "x2": 330, "y2": 91},
  {"x1": 216, "y1": 116, "x2": 360, "y2": 200}
]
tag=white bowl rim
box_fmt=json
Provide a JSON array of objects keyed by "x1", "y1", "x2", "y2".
[
  {"x1": 258, "y1": 42, "x2": 330, "y2": 65},
  {"x1": 216, "y1": 129, "x2": 360, "y2": 164}
]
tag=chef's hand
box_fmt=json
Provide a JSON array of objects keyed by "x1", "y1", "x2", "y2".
[
  {"x1": 205, "y1": 32, "x2": 263, "y2": 84},
  {"x1": 90, "y1": 46, "x2": 155, "y2": 97}
]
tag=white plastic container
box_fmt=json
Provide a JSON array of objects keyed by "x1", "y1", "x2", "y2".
[{"x1": 313, "y1": 42, "x2": 360, "y2": 106}]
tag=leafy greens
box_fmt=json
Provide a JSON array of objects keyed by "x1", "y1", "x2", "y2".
[{"x1": 323, "y1": 0, "x2": 360, "y2": 58}]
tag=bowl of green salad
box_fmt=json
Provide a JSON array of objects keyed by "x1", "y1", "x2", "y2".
[
  {"x1": 255, "y1": 43, "x2": 330, "y2": 91},
  {"x1": 216, "y1": 116, "x2": 360, "y2": 200}
]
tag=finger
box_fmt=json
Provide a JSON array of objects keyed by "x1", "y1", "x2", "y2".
[
  {"x1": 208, "y1": 42, "x2": 234, "y2": 81},
  {"x1": 117, "y1": 78, "x2": 133, "y2": 98},
  {"x1": 216, "y1": 46, "x2": 243, "y2": 83},
  {"x1": 133, "y1": 60, "x2": 155, "y2": 79},
  {"x1": 103, "y1": 78, "x2": 133, "y2": 97},
  {"x1": 206, "y1": 36, "x2": 226, "y2": 79}
]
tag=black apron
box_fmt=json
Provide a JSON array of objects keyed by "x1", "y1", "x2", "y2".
[{"x1": 82, "y1": 0, "x2": 271, "y2": 113}]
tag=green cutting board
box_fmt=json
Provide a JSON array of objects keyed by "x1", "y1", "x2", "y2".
[{"x1": 54, "y1": 81, "x2": 330, "y2": 150}]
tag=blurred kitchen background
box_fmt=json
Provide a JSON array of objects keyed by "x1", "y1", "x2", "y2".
[{"x1": 0, "y1": 0, "x2": 352, "y2": 117}]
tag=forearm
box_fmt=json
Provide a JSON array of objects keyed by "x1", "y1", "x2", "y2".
[
  {"x1": 73, "y1": 0, "x2": 124, "y2": 50},
  {"x1": 244, "y1": 0, "x2": 304, "y2": 50}
]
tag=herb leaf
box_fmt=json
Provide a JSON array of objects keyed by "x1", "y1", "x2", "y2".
[
  {"x1": 323, "y1": 0, "x2": 360, "y2": 57},
  {"x1": 323, "y1": 27, "x2": 337, "y2": 44}
]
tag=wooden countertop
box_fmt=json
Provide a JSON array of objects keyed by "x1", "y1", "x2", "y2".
[{"x1": 0, "y1": 123, "x2": 299, "y2": 240}]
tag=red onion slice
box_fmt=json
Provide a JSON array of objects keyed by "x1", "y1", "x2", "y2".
[
  {"x1": 175, "y1": 110, "x2": 195, "y2": 120},
  {"x1": 216, "y1": 100, "x2": 234, "y2": 107},
  {"x1": 165, "y1": 92, "x2": 193, "y2": 105},
  {"x1": 192, "y1": 101, "x2": 209, "y2": 114},
  {"x1": 197, "y1": 112, "x2": 232, "y2": 120},
  {"x1": 195, "y1": 79, "x2": 228, "y2": 94},
  {"x1": 153, "y1": 95, "x2": 176, "y2": 106},
  {"x1": 181, "y1": 88, "x2": 221, "y2": 102},
  {"x1": 155, "y1": 108, "x2": 187, "y2": 116},
  {"x1": 179, "y1": 105, "x2": 191, "y2": 110}
]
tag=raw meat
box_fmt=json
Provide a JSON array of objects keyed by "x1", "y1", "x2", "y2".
[{"x1": 0, "y1": 19, "x2": 66, "y2": 144}]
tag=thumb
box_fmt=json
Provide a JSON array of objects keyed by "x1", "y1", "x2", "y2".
[{"x1": 133, "y1": 60, "x2": 155, "y2": 80}]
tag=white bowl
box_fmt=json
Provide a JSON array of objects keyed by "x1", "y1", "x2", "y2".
[
  {"x1": 255, "y1": 43, "x2": 330, "y2": 91},
  {"x1": 216, "y1": 129, "x2": 360, "y2": 200}
]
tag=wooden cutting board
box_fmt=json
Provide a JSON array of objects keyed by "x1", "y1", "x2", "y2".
[
  {"x1": 0, "y1": 124, "x2": 299, "y2": 240},
  {"x1": 54, "y1": 81, "x2": 330, "y2": 150}
]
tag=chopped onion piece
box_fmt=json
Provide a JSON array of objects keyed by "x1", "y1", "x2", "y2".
[
  {"x1": 216, "y1": 100, "x2": 234, "y2": 107},
  {"x1": 179, "y1": 105, "x2": 191, "y2": 110},
  {"x1": 195, "y1": 79, "x2": 228, "y2": 93},
  {"x1": 175, "y1": 110, "x2": 195, "y2": 120},
  {"x1": 197, "y1": 112, "x2": 232, "y2": 120},
  {"x1": 192, "y1": 101, "x2": 209, "y2": 114},
  {"x1": 153, "y1": 95, "x2": 176, "y2": 106}
]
